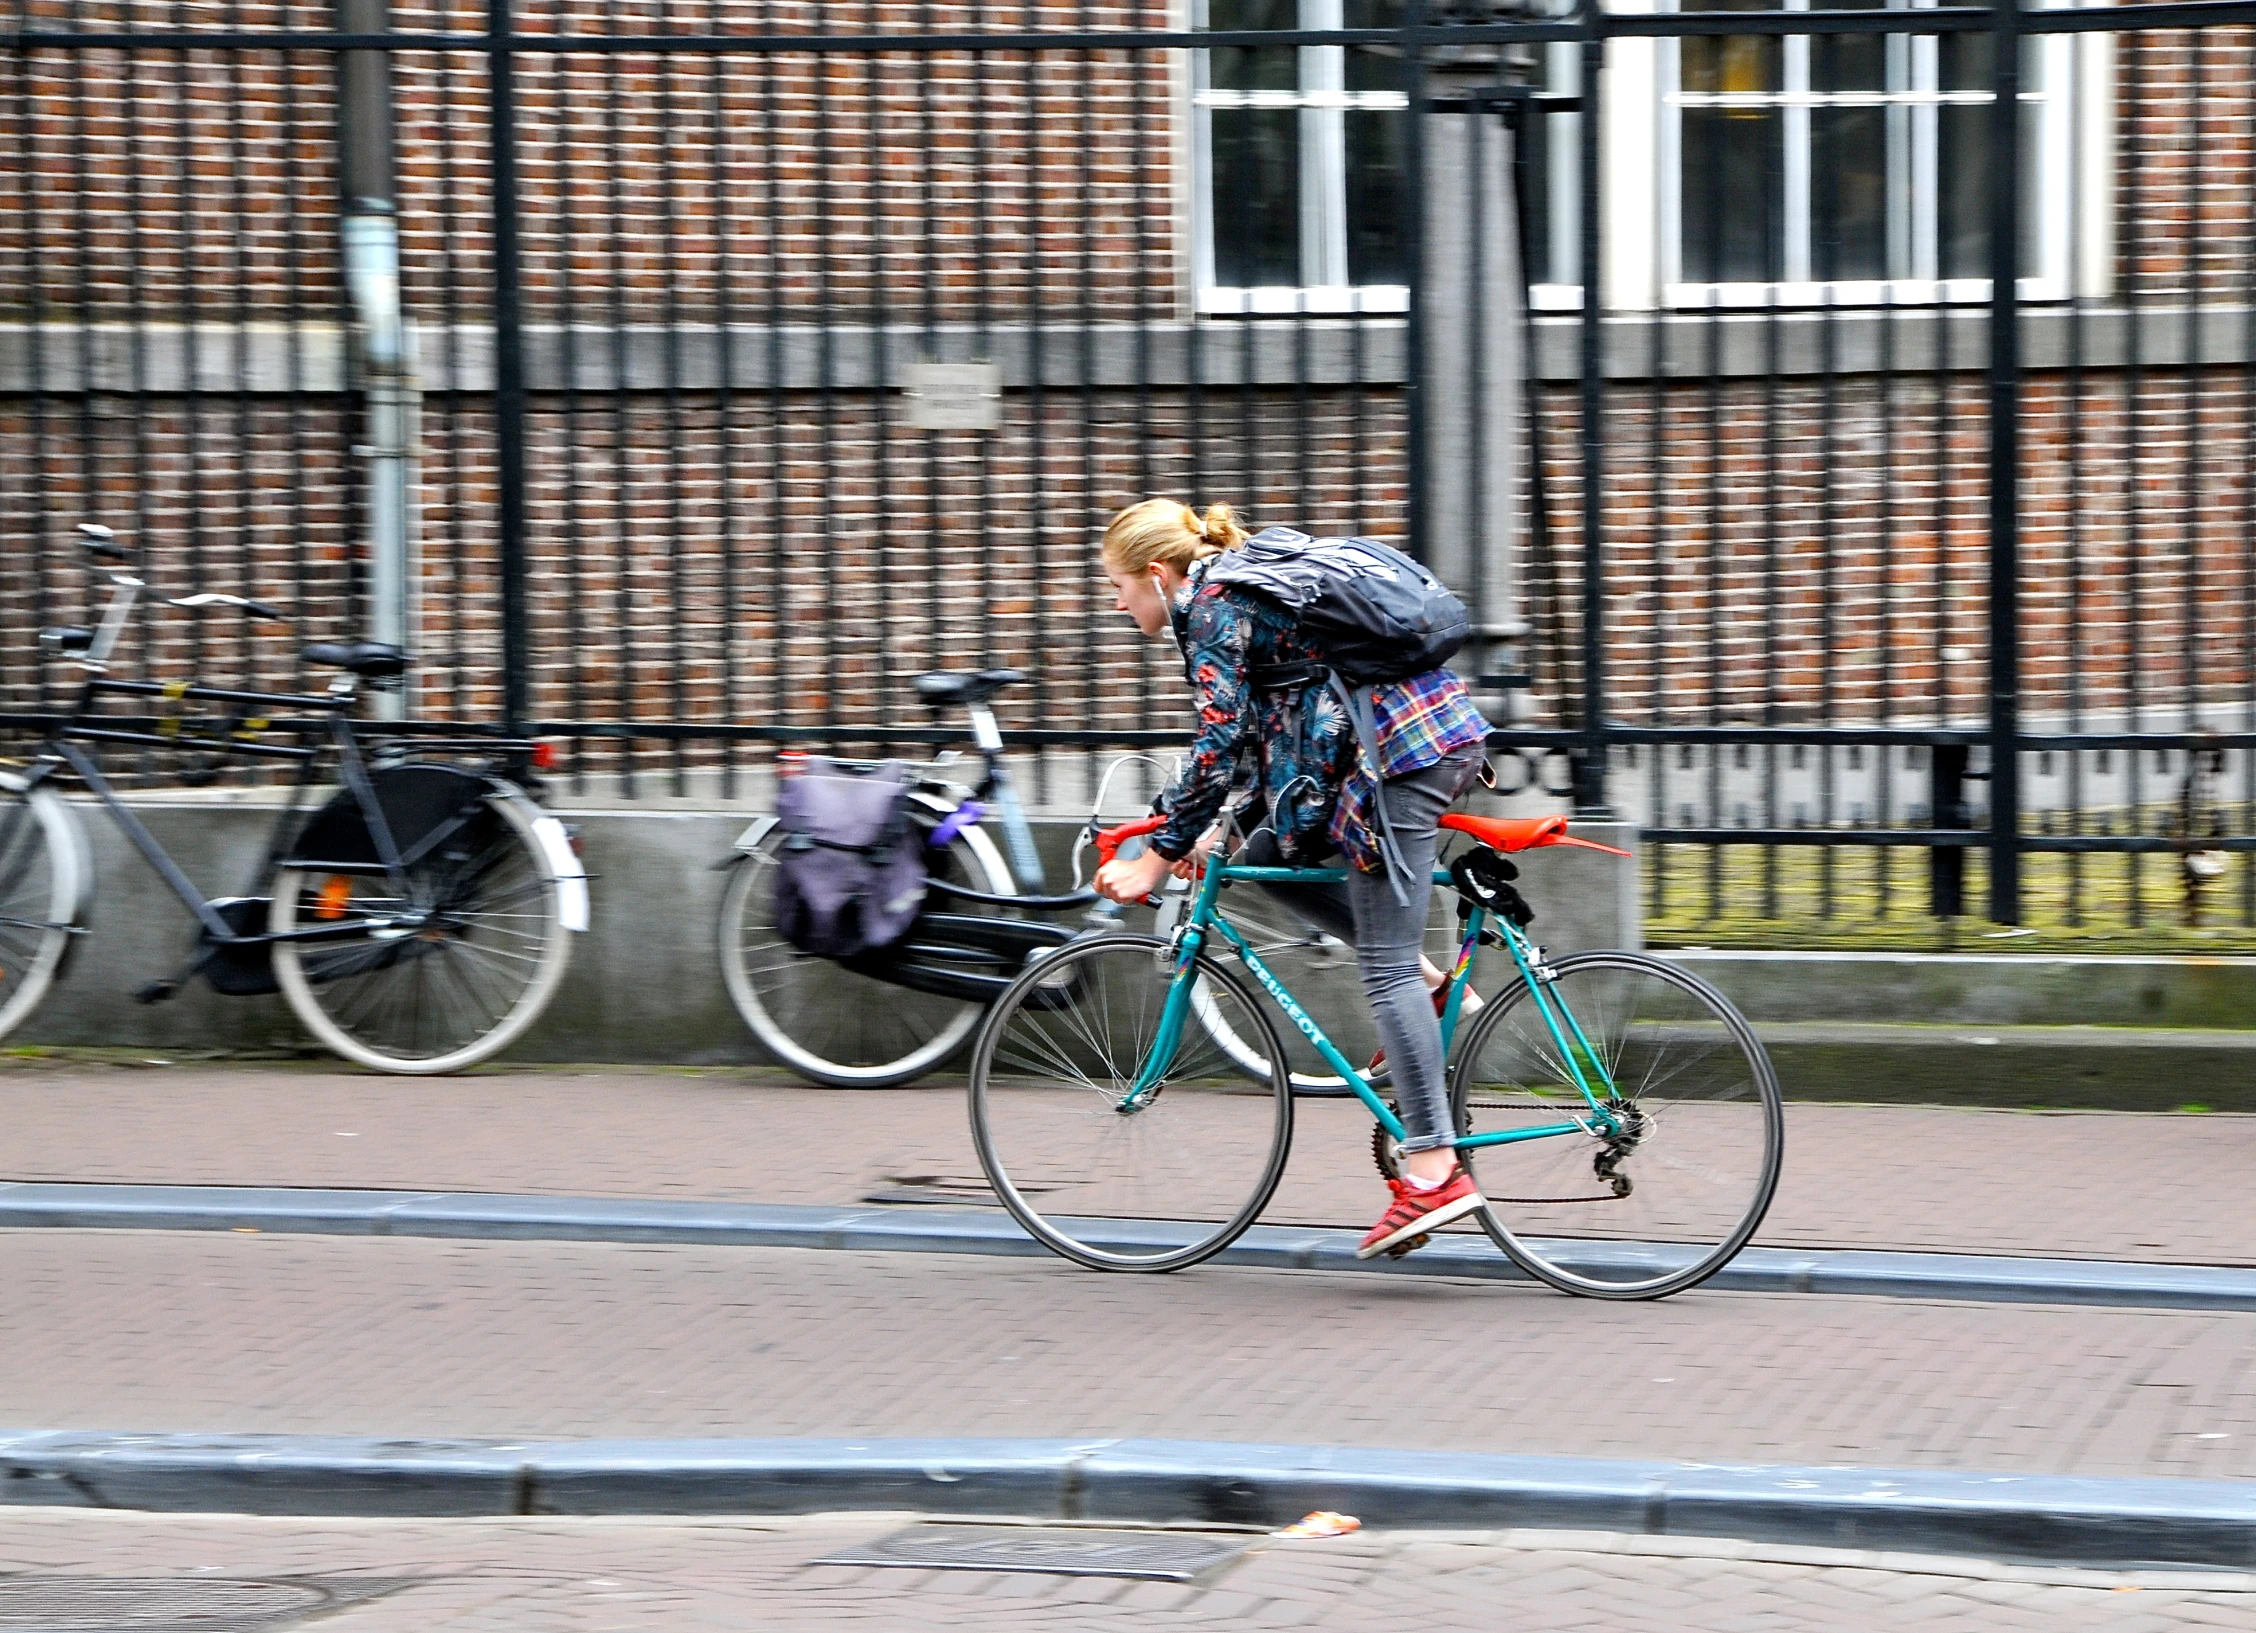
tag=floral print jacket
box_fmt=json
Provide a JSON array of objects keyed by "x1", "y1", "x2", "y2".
[{"x1": 1147, "y1": 552, "x2": 1489, "y2": 873}]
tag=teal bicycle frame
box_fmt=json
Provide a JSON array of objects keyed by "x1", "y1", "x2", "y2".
[{"x1": 1125, "y1": 855, "x2": 1628, "y2": 1150}]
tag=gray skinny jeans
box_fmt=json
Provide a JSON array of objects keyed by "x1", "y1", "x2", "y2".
[{"x1": 1240, "y1": 743, "x2": 1486, "y2": 1157}]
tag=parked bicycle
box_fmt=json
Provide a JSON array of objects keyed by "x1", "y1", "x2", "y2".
[
  {"x1": 0, "y1": 525, "x2": 590, "y2": 1074},
  {"x1": 718, "y1": 668, "x2": 1129, "y2": 1087},
  {"x1": 968, "y1": 811, "x2": 1784, "y2": 1300}
]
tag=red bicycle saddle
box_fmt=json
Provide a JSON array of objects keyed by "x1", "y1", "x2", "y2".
[{"x1": 1439, "y1": 813, "x2": 1631, "y2": 857}]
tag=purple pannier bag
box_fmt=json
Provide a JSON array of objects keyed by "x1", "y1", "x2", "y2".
[{"x1": 772, "y1": 757, "x2": 929, "y2": 960}]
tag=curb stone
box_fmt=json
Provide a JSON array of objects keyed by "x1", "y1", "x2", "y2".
[
  {"x1": 1, "y1": 1432, "x2": 2253, "y2": 1568},
  {"x1": 3, "y1": 1183, "x2": 2254, "y2": 1313}
]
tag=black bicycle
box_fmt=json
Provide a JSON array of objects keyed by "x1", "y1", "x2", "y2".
[{"x1": 0, "y1": 525, "x2": 589, "y2": 1073}]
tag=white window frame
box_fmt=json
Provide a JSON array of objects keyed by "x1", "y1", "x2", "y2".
[
  {"x1": 1191, "y1": 0, "x2": 1413, "y2": 315},
  {"x1": 1529, "y1": 0, "x2": 2115, "y2": 312}
]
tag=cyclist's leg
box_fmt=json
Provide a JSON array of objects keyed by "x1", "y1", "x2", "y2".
[{"x1": 1347, "y1": 747, "x2": 1486, "y2": 1177}]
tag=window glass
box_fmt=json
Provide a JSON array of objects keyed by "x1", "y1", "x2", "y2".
[
  {"x1": 1208, "y1": 0, "x2": 1298, "y2": 90},
  {"x1": 1810, "y1": 0, "x2": 1888, "y2": 281},
  {"x1": 1213, "y1": 111, "x2": 1305, "y2": 285},
  {"x1": 1939, "y1": 31, "x2": 1993, "y2": 279},
  {"x1": 1345, "y1": 109, "x2": 1406, "y2": 284},
  {"x1": 1342, "y1": 0, "x2": 1407, "y2": 285},
  {"x1": 1680, "y1": 0, "x2": 1782, "y2": 285},
  {"x1": 1207, "y1": 0, "x2": 1303, "y2": 287}
]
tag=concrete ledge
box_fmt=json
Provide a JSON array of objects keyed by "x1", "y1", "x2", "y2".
[
  {"x1": 1749, "y1": 1022, "x2": 2256, "y2": 1111},
  {"x1": 5, "y1": 1184, "x2": 2253, "y2": 1313},
  {"x1": 14, "y1": 801, "x2": 1635, "y2": 1064},
  {"x1": 1676, "y1": 950, "x2": 2256, "y2": 1031},
  {"x1": 1, "y1": 1430, "x2": 2252, "y2": 1566}
]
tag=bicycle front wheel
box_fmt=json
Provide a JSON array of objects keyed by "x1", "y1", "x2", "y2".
[
  {"x1": 719, "y1": 797, "x2": 1013, "y2": 1087},
  {"x1": 1448, "y1": 951, "x2": 1782, "y2": 1300},
  {"x1": 969, "y1": 933, "x2": 1292, "y2": 1272},
  {"x1": 270, "y1": 789, "x2": 573, "y2": 1074},
  {"x1": 0, "y1": 775, "x2": 86, "y2": 1045}
]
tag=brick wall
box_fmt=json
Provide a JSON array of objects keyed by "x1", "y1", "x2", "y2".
[{"x1": 9, "y1": 6, "x2": 2256, "y2": 778}]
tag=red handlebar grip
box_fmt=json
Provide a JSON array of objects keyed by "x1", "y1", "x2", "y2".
[{"x1": 1094, "y1": 814, "x2": 1169, "y2": 866}]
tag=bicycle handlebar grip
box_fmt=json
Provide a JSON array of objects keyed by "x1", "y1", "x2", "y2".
[
  {"x1": 245, "y1": 601, "x2": 287, "y2": 622},
  {"x1": 1094, "y1": 814, "x2": 1168, "y2": 867}
]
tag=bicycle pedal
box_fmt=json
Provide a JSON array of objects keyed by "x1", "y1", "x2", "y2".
[
  {"x1": 1384, "y1": 1232, "x2": 1432, "y2": 1260},
  {"x1": 133, "y1": 979, "x2": 180, "y2": 1005}
]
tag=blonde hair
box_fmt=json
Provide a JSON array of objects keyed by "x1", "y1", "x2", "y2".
[{"x1": 1101, "y1": 498, "x2": 1250, "y2": 576}]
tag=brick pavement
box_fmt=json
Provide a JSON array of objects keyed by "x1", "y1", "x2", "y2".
[
  {"x1": 6, "y1": 1230, "x2": 2256, "y2": 1481},
  {"x1": 3, "y1": 1509, "x2": 2254, "y2": 1632},
  {"x1": 2, "y1": 1057, "x2": 2251, "y2": 1264}
]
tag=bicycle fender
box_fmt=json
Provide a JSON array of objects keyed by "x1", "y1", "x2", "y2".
[
  {"x1": 527, "y1": 812, "x2": 590, "y2": 933},
  {"x1": 9, "y1": 778, "x2": 92, "y2": 983},
  {"x1": 729, "y1": 815, "x2": 780, "y2": 860}
]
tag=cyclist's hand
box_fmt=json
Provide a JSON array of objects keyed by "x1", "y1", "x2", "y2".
[
  {"x1": 1095, "y1": 847, "x2": 1172, "y2": 905},
  {"x1": 1172, "y1": 828, "x2": 1223, "y2": 881}
]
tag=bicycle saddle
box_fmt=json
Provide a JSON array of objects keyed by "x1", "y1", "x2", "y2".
[
  {"x1": 913, "y1": 668, "x2": 1024, "y2": 706},
  {"x1": 1439, "y1": 813, "x2": 1632, "y2": 856},
  {"x1": 301, "y1": 641, "x2": 410, "y2": 679}
]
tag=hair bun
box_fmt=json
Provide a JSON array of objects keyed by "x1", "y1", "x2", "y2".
[{"x1": 1201, "y1": 503, "x2": 1240, "y2": 546}]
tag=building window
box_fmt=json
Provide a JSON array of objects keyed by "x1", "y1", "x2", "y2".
[
  {"x1": 1662, "y1": 0, "x2": 2083, "y2": 305},
  {"x1": 1193, "y1": 0, "x2": 1412, "y2": 314},
  {"x1": 1195, "y1": 0, "x2": 2105, "y2": 315}
]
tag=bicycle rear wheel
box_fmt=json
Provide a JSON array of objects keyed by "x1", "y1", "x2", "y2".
[
  {"x1": 270, "y1": 788, "x2": 572, "y2": 1074},
  {"x1": 719, "y1": 795, "x2": 1013, "y2": 1087},
  {"x1": 1448, "y1": 951, "x2": 1782, "y2": 1300},
  {"x1": 968, "y1": 933, "x2": 1292, "y2": 1271},
  {"x1": 0, "y1": 775, "x2": 85, "y2": 1045}
]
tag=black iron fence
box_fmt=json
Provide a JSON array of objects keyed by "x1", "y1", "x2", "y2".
[{"x1": 10, "y1": 0, "x2": 2256, "y2": 944}]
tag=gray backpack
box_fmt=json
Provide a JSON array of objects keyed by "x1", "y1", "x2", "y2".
[{"x1": 772, "y1": 758, "x2": 929, "y2": 960}]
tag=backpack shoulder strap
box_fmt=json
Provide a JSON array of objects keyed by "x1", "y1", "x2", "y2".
[{"x1": 1329, "y1": 672, "x2": 1415, "y2": 907}]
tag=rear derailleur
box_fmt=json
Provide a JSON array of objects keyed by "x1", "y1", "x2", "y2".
[{"x1": 1590, "y1": 1097, "x2": 1648, "y2": 1198}]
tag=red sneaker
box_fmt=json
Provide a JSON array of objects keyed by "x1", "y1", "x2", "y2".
[{"x1": 1355, "y1": 1168, "x2": 1485, "y2": 1260}]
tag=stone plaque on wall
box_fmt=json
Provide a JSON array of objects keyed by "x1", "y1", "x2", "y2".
[{"x1": 902, "y1": 361, "x2": 1002, "y2": 430}]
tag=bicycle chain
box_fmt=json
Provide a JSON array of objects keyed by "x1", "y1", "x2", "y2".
[{"x1": 1368, "y1": 1107, "x2": 1636, "y2": 1204}]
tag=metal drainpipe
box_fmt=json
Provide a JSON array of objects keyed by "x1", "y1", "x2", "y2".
[{"x1": 339, "y1": 0, "x2": 415, "y2": 720}]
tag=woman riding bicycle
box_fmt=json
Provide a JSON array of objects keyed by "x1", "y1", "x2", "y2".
[{"x1": 1090, "y1": 498, "x2": 1491, "y2": 1259}]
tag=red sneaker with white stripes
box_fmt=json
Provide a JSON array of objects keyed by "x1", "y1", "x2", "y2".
[{"x1": 1355, "y1": 1168, "x2": 1485, "y2": 1260}]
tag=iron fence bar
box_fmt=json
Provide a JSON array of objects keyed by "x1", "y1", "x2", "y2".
[
  {"x1": 661, "y1": 40, "x2": 689, "y2": 789},
  {"x1": 817, "y1": 0, "x2": 841, "y2": 720},
  {"x1": 555, "y1": 48, "x2": 589, "y2": 787},
  {"x1": 865, "y1": 38, "x2": 889, "y2": 739},
  {"x1": 766, "y1": 1, "x2": 788, "y2": 746},
  {"x1": 2125, "y1": 28, "x2": 2148, "y2": 923},
  {"x1": 602, "y1": 4, "x2": 634, "y2": 790},
  {"x1": 1021, "y1": 14, "x2": 1046, "y2": 802},
  {"x1": 2245, "y1": 55, "x2": 2256, "y2": 925},
  {"x1": 1985, "y1": 0, "x2": 2022, "y2": 923},
  {"x1": 487, "y1": 0, "x2": 529, "y2": 735},
  {"x1": 437, "y1": 29, "x2": 467, "y2": 717},
  {"x1": 713, "y1": 0, "x2": 738, "y2": 796},
  {"x1": 1572, "y1": 0, "x2": 1606, "y2": 815}
]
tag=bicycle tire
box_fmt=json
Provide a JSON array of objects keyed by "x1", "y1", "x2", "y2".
[
  {"x1": 0, "y1": 774, "x2": 86, "y2": 1046},
  {"x1": 270, "y1": 786, "x2": 573, "y2": 1074},
  {"x1": 968, "y1": 932, "x2": 1294, "y2": 1272},
  {"x1": 1447, "y1": 950, "x2": 1783, "y2": 1300},
  {"x1": 720, "y1": 793, "x2": 1014, "y2": 1088}
]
